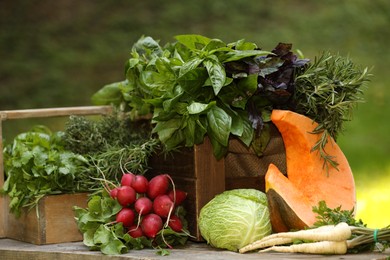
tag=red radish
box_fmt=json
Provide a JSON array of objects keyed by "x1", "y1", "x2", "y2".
[
  {"x1": 116, "y1": 186, "x2": 136, "y2": 207},
  {"x1": 147, "y1": 174, "x2": 169, "y2": 199},
  {"x1": 128, "y1": 225, "x2": 143, "y2": 238},
  {"x1": 153, "y1": 194, "x2": 174, "y2": 218},
  {"x1": 168, "y1": 215, "x2": 183, "y2": 232},
  {"x1": 121, "y1": 173, "x2": 135, "y2": 187},
  {"x1": 141, "y1": 213, "x2": 163, "y2": 238},
  {"x1": 134, "y1": 197, "x2": 153, "y2": 216},
  {"x1": 109, "y1": 187, "x2": 120, "y2": 199},
  {"x1": 131, "y1": 175, "x2": 149, "y2": 193},
  {"x1": 116, "y1": 208, "x2": 135, "y2": 227},
  {"x1": 168, "y1": 189, "x2": 187, "y2": 206}
]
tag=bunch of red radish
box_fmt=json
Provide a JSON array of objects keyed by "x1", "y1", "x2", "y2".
[{"x1": 109, "y1": 173, "x2": 187, "y2": 239}]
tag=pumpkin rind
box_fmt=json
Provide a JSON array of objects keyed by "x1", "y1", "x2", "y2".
[{"x1": 265, "y1": 110, "x2": 356, "y2": 232}]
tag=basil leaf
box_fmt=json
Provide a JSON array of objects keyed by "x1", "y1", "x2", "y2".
[
  {"x1": 175, "y1": 34, "x2": 211, "y2": 50},
  {"x1": 233, "y1": 39, "x2": 258, "y2": 50},
  {"x1": 251, "y1": 123, "x2": 271, "y2": 156},
  {"x1": 203, "y1": 38, "x2": 226, "y2": 52},
  {"x1": 206, "y1": 106, "x2": 231, "y2": 147},
  {"x1": 209, "y1": 135, "x2": 228, "y2": 160},
  {"x1": 140, "y1": 71, "x2": 172, "y2": 95},
  {"x1": 152, "y1": 118, "x2": 182, "y2": 143},
  {"x1": 91, "y1": 81, "x2": 126, "y2": 105},
  {"x1": 222, "y1": 50, "x2": 272, "y2": 63},
  {"x1": 177, "y1": 67, "x2": 208, "y2": 95},
  {"x1": 187, "y1": 101, "x2": 216, "y2": 114},
  {"x1": 179, "y1": 57, "x2": 204, "y2": 77},
  {"x1": 238, "y1": 113, "x2": 254, "y2": 147},
  {"x1": 163, "y1": 129, "x2": 186, "y2": 151},
  {"x1": 183, "y1": 115, "x2": 196, "y2": 147},
  {"x1": 204, "y1": 57, "x2": 226, "y2": 95}
]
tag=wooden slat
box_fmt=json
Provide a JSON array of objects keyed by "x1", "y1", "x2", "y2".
[
  {"x1": 0, "y1": 120, "x2": 5, "y2": 237},
  {"x1": 0, "y1": 105, "x2": 112, "y2": 120},
  {"x1": 193, "y1": 137, "x2": 225, "y2": 240}
]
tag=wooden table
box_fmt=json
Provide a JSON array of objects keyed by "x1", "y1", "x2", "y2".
[{"x1": 1, "y1": 239, "x2": 389, "y2": 260}]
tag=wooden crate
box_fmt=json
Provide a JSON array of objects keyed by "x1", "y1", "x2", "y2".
[
  {"x1": 0, "y1": 106, "x2": 112, "y2": 244},
  {"x1": 148, "y1": 137, "x2": 225, "y2": 241},
  {"x1": 148, "y1": 125, "x2": 286, "y2": 241},
  {"x1": 6, "y1": 193, "x2": 88, "y2": 244}
]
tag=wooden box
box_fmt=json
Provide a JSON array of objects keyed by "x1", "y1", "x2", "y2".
[
  {"x1": 5, "y1": 193, "x2": 88, "y2": 244},
  {"x1": 0, "y1": 106, "x2": 112, "y2": 244},
  {"x1": 148, "y1": 125, "x2": 287, "y2": 241}
]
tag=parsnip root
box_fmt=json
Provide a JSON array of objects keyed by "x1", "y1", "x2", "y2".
[
  {"x1": 259, "y1": 240, "x2": 348, "y2": 255},
  {"x1": 239, "y1": 222, "x2": 351, "y2": 253},
  {"x1": 268, "y1": 222, "x2": 352, "y2": 242},
  {"x1": 239, "y1": 237, "x2": 293, "y2": 253}
]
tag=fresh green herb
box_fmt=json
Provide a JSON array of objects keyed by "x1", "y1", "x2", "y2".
[
  {"x1": 1, "y1": 126, "x2": 90, "y2": 216},
  {"x1": 92, "y1": 35, "x2": 308, "y2": 159},
  {"x1": 313, "y1": 201, "x2": 390, "y2": 253},
  {"x1": 84, "y1": 139, "x2": 160, "y2": 183},
  {"x1": 312, "y1": 200, "x2": 366, "y2": 228},
  {"x1": 63, "y1": 113, "x2": 160, "y2": 183},
  {"x1": 1, "y1": 114, "x2": 159, "y2": 216},
  {"x1": 294, "y1": 52, "x2": 371, "y2": 170},
  {"x1": 63, "y1": 111, "x2": 152, "y2": 155}
]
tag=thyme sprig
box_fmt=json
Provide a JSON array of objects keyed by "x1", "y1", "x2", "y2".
[{"x1": 293, "y1": 52, "x2": 371, "y2": 171}]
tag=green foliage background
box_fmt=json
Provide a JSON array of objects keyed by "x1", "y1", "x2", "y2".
[{"x1": 1, "y1": 0, "x2": 389, "y2": 226}]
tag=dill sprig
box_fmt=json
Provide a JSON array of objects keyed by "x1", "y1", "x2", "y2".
[{"x1": 293, "y1": 52, "x2": 371, "y2": 171}]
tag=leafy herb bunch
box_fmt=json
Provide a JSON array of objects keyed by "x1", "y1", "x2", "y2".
[
  {"x1": 92, "y1": 34, "x2": 369, "y2": 162},
  {"x1": 1, "y1": 126, "x2": 90, "y2": 216},
  {"x1": 63, "y1": 112, "x2": 159, "y2": 183}
]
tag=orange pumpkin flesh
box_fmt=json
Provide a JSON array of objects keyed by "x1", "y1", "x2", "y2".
[{"x1": 265, "y1": 110, "x2": 356, "y2": 232}]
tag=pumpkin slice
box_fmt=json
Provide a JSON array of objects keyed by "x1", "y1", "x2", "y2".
[{"x1": 265, "y1": 110, "x2": 356, "y2": 232}]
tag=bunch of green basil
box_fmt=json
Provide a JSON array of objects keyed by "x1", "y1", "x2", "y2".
[{"x1": 92, "y1": 34, "x2": 307, "y2": 159}]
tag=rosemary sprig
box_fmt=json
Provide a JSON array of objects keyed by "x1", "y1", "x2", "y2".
[
  {"x1": 293, "y1": 52, "x2": 371, "y2": 171},
  {"x1": 83, "y1": 138, "x2": 160, "y2": 187}
]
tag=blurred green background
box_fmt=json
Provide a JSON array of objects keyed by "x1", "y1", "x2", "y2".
[{"x1": 1, "y1": 0, "x2": 389, "y2": 227}]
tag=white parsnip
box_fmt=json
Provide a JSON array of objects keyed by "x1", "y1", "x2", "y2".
[
  {"x1": 259, "y1": 240, "x2": 348, "y2": 255},
  {"x1": 268, "y1": 222, "x2": 352, "y2": 242},
  {"x1": 239, "y1": 222, "x2": 352, "y2": 253},
  {"x1": 239, "y1": 237, "x2": 293, "y2": 253}
]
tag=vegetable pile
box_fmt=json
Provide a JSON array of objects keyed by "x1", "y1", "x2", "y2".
[
  {"x1": 74, "y1": 173, "x2": 190, "y2": 255},
  {"x1": 1, "y1": 34, "x2": 377, "y2": 257}
]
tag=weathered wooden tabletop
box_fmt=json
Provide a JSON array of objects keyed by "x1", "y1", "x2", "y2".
[{"x1": 0, "y1": 239, "x2": 389, "y2": 260}]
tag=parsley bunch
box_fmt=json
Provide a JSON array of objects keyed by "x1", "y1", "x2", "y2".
[{"x1": 1, "y1": 126, "x2": 90, "y2": 216}]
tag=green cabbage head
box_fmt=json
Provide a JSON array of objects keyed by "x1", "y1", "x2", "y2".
[{"x1": 198, "y1": 189, "x2": 272, "y2": 251}]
